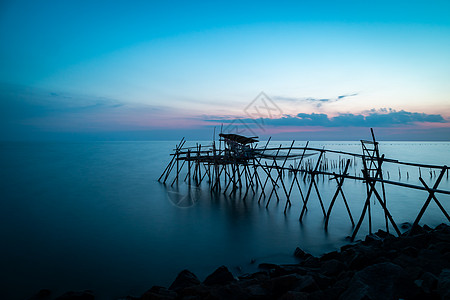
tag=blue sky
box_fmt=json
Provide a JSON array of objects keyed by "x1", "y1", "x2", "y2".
[{"x1": 1, "y1": 0, "x2": 449, "y2": 140}]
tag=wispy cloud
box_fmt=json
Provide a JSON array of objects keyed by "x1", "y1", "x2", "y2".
[
  {"x1": 273, "y1": 93, "x2": 358, "y2": 107},
  {"x1": 0, "y1": 85, "x2": 201, "y2": 136}
]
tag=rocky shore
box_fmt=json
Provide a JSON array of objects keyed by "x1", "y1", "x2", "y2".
[{"x1": 30, "y1": 223, "x2": 450, "y2": 300}]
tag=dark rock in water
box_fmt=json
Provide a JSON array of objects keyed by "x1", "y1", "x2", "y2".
[
  {"x1": 175, "y1": 284, "x2": 210, "y2": 299},
  {"x1": 243, "y1": 283, "x2": 268, "y2": 298},
  {"x1": 140, "y1": 286, "x2": 177, "y2": 300},
  {"x1": 363, "y1": 234, "x2": 382, "y2": 246},
  {"x1": 408, "y1": 224, "x2": 427, "y2": 236},
  {"x1": 311, "y1": 273, "x2": 333, "y2": 290},
  {"x1": 269, "y1": 274, "x2": 301, "y2": 295},
  {"x1": 320, "y1": 250, "x2": 340, "y2": 262},
  {"x1": 414, "y1": 271, "x2": 438, "y2": 294},
  {"x1": 292, "y1": 275, "x2": 319, "y2": 293},
  {"x1": 348, "y1": 252, "x2": 374, "y2": 271},
  {"x1": 168, "y1": 269, "x2": 200, "y2": 291},
  {"x1": 259, "y1": 263, "x2": 280, "y2": 270},
  {"x1": 340, "y1": 262, "x2": 413, "y2": 300},
  {"x1": 438, "y1": 269, "x2": 450, "y2": 299},
  {"x1": 204, "y1": 265, "x2": 235, "y2": 286},
  {"x1": 423, "y1": 224, "x2": 433, "y2": 231},
  {"x1": 374, "y1": 229, "x2": 389, "y2": 238},
  {"x1": 301, "y1": 256, "x2": 320, "y2": 268},
  {"x1": 402, "y1": 246, "x2": 419, "y2": 257},
  {"x1": 28, "y1": 289, "x2": 51, "y2": 300},
  {"x1": 207, "y1": 282, "x2": 249, "y2": 300},
  {"x1": 294, "y1": 247, "x2": 309, "y2": 259},
  {"x1": 238, "y1": 271, "x2": 269, "y2": 281},
  {"x1": 320, "y1": 259, "x2": 346, "y2": 277},
  {"x1": 436, "y1": 223, "x2": 450, "y2": 232},
  {"x1": 54, "y1": 290, "x2": 94, "y2": 300},
  {"x1": 126, "y1": 223, "x2": 450, "y2": 300},
  {"x1": 279, "y1": 291, "x2": 309, "y2": 300},
  {"x1": 401, "y1": 222, "x2": 412, "y2": 230}
]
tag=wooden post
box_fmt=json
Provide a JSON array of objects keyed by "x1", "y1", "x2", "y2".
[
  {"x1": 324, "y1": 160, "x2": 354, "y2": 230},
  {"x1": 299, "y1": 151, "x2": 324, "y2": 221},
  {"x1": 412, "y1": 167, "x2": 448, "y2": 228}
]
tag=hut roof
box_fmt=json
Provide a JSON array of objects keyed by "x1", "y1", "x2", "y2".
[{"x1": 219, "y1": 133, "x2": 258, "y2": 145}]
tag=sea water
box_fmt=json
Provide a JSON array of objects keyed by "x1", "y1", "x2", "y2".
[{"x1": 0, "y1": 141, "x2": 449, "y2": 299}]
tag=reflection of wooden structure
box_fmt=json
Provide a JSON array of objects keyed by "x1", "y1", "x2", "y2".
[{"x1": 159, "y1": 129, "x2": 450, "y2": 240}]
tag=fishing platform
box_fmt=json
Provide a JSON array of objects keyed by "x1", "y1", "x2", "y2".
[{"x1": 159, "y1": 129, "x2": 449, "y2": 240}]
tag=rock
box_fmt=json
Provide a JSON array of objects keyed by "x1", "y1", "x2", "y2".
[
  {"x1": 175, "y1": 284, "x2": 210, "y2": 298},
  {"x1": 363, "y1": 234, "x2": 382, "y2": 246},
  {"x1": 28, "y1": 289, "x2": 51, "y2": 300},
  {"x1": 348, "y1": 252, "x2": 373, "y2": 270},
  {"x1": 402, "y1": 246, "x2": 419, "y2": 257},
  {"x1": 140, "y1": 286, "x2": 177, "y2": 300},
  {"x1": 340, "y1": 244, "x2": 354, "y2": 252},
  {"x1": 239, "y1": 271, "x2": 269, "y2": 281},
  {"x1": 279, "y1": 291, "x2": 308, "y2": 300},
  {"x1": 374, "y1": 229, "x2": 389, "y2": 238},
  {"x1": 311, "y1": 287, "x2": 344, "y2": 300},
  {"x1": 438, "y1": 269, "x2": 450, "y2": 299},
  {"x1": 384, "y1": 249, "x2": 398, "y2": 259},
  {"x1": 269, "y1": 274, "x2": 301, "y2": 295},
  {"x1": 401, "y1": 222, "x2": 412, "y2": 230},
  {"x1": 300, "y1": 256, "x2": 320, "y2": 268},
  {"x1": 320, "y1": 259, "x2": 346, "y2": 277},
  {"x1": 127, "y1": 223, "x2": 450, "y2": 300},
  {"x1": 207, "y1": 282, "x2": 249, "y2": 300},
  {"x1": 259, "y1": 263, "x2": 280, "y2": 270},
  {"x1": 414, "y1": 271, "x2": 438, "y2": 294},
  {"x1": 54, "y1": 290, "x2": 94, "y2": 300},
  {"x1": 339, "y1": 262, "x2": 412, "y2": 300},
  {"x1": 294, "y1": 247, "x2": 309, "y2": 259},
  {"x1": 312, "y1": 273, "x2": 333, "y2": 290},
  {"x1": 293, "y1": 275, "x2": 319, "y2": 293},
  {"x1": 168, "y1": 269, "x2": 200, "y2": 291},
  {"x1": 435, "y1": 223, "x2": 449, "y2": 231},
  {"x1": 244, "y1": 283, "x2": 268, "y2": 298},
  {"x1": 204, "y1": 265, "x2": 235, "y2": 286},
  {"x1": 423, "y1": 224, "x2": 433, "y2": 231},
  {"x1": 320, "y1": 250, "x2": 340, "y2": 261},
  {"x1": 409, "y1": 225, "x2": 426, "y2": 236}
]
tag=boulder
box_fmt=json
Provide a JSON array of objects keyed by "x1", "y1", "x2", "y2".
[
  {"x1": 278, "y1": 291, "x2": 308, "y2": 300},
  {"x1": 292, "y1": 275, "x2": 319, "y2": 293},
  {"x1": 301, "y1": 256, "x2": 320, "y2": 268},
  {"x1": 207, "y1": 282, "x2": 249, "y2": 300},
  {"x1": 363, "y1": 234, "x2": 382, "y2": 246},
  {"x1": 320, "y1": 250, "x2": 340, "y2": 262},
  {"x1": 204, "y1": 265, "x2": 235, "y2": 286},
  {"x1": 294, "y1": 247, "x2": 309, "y2": 259},
  {"x1": 244, "y1": 283, "x2": 268, "y2": 298},
  {"x1": 168, "y1": 269, "x2": 200, "y2": 291},
  {"x1": 400, "y1": 222, "x2": 412, "y2": 230},
  {"x1": 320, "y1": 259, "x2": 346, "y2": 277},
  {"x1": 402, "y1": 246, "x2": 419, "y2": 257},
  {"x1": 140, "y1": 286, "x2": 177, "y2": 300},
  {"x1": 438, "y1": 269, "x2": 450, "y2": 299},
  {"x1": 269, "y1": 274, "x2": 301, "y2": 295},
  {"x1": 339, "y1": 262, "x2": 414, "y2": 300},
  {"x1": 27, "y1": 289, "x2": 51, "y2": 300},
  {"x1": 54, "y1": 290, "x2": 94, "y2": 300},
  {"x1": 414, "y1": 271, "x2": 438, "y2": 294}
]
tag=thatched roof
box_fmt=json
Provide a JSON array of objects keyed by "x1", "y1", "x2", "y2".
[{"x1": 219, "y1": 133, "x2": 258, "y2": 145}]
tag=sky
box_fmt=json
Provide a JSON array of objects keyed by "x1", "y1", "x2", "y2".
[{"x1": 1, "y1": 0, "x2": 449, "y2": 141}]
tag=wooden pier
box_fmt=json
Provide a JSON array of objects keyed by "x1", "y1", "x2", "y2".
[{"x1": 159, "y1": 129, "x2": 449, "y2": 240}]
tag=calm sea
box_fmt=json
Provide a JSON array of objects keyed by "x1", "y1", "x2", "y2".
[{"x1": 0, "y1": 141, "x2": 449, "y2": 299}]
